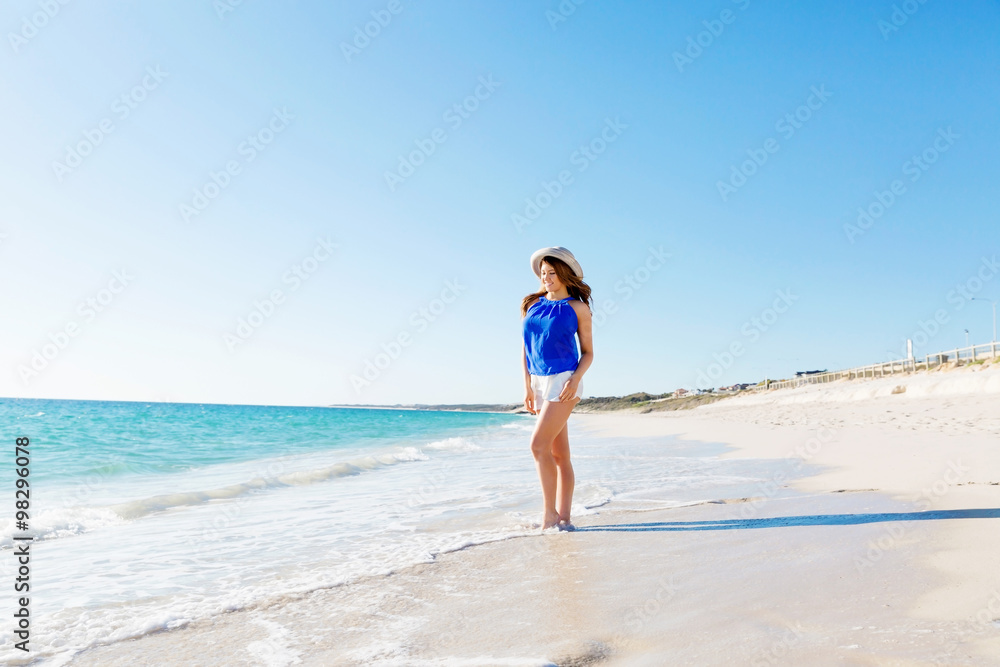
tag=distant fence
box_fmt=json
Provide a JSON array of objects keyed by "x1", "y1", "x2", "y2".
[{"x1": 749, "y1": 341, "x2": 1000, "y2": 392}]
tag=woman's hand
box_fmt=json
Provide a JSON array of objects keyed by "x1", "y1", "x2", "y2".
[
  {"x1": 524, "y1": 388, "x2": 537, "y2": 415},
  {"x1": 557, "y1": 375, "x2": 581, "y2": 402}
]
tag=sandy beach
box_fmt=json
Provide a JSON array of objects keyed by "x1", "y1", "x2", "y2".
[{"x1": 66, "y1": 364, "x2": 1000, "y2": 666}]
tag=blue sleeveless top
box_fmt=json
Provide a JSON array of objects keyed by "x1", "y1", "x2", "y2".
[{"x1": 523, "y1": 296, "x2": 580, "y2": 376}]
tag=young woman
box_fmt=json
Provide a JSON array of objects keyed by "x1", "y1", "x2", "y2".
[{"x1": 520, "y1": 246, "x2": 594, "y2": 531}]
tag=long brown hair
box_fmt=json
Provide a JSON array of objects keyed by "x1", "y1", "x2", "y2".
[{"x1": 520, "y1": 256, "x2": 593, "y2": 317}]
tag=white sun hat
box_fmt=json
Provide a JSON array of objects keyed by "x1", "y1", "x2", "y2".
[{"x1": 530, "y1": 246, "x2": 584, "y2": 279}]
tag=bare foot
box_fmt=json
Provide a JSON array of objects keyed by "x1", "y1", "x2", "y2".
[{"x1": 542, "y1": 511, "x2": 561, "y2": 529}]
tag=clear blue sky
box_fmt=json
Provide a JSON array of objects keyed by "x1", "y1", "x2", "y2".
[{"x1": 2, "y1": 0, "x2": 998, "y2": 406}]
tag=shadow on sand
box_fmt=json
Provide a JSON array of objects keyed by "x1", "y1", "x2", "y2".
[{"x1": 573, "y1": 508, "x2": 1000, "y2": 532}]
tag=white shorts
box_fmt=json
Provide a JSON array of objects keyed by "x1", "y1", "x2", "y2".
[{"x1": 530, "y1": 370, "x2": 582, "y2": 404}]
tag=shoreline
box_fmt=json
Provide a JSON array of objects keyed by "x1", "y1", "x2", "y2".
[{"x1": 63, "y1": 370, "x2": 1000, "y2": 665}]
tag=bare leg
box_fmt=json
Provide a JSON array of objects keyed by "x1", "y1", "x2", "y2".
[
  {"x1": 551, "y1": 421, "x2": 575, "y2": 524},
  {"x1": 530, "y1": 398, "x2": 578, "y2": 529}
]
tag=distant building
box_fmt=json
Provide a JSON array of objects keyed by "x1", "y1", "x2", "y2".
[{"x1": 718, "y1": 383, "x2": 751, "y2": 392}]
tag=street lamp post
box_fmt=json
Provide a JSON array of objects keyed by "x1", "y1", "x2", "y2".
[{"x1": 971, "y1": 298, "x2": 997, "y2": 342}]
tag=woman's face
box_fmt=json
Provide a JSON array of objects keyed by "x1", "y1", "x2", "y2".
[{"x1": 540, "y1": 262, "x2": 563, "y2": 292}]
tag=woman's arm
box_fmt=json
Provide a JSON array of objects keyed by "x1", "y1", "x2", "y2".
[
  {"x1": 522, "y1": 343, "x2": 537, "y2": 414},
  {"x1": 521, "y1": 298, "x2": 538, "y2": 390},
  {"x1": 557, "y1": 301, "x2": 592, "y2": 401},
  {"x1": 571, "y1": 301, "x2": 594, "y2": 380}
]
